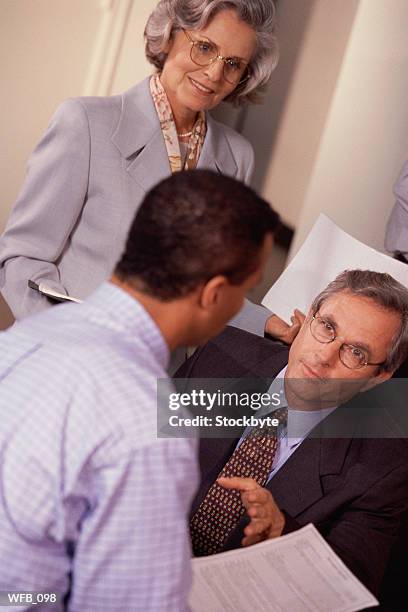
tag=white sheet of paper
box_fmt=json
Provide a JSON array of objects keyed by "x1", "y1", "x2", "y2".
[
  {"x1": 189, "y1": 523, "x2": 378, "y2": 612},
  {"x1": 261, "y1": 214, "x2": 408, "y2": 322}
]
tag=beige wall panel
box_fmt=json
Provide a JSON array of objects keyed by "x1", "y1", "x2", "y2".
[
  {"x1": 1, "y1": 0, "x2": 103, "y2": 230},
  {"x1": 110, "y1": 0, "x2": 157, "y2": 93},
  {"x1": 289, "y1": 0, "x2": 408, "y2": 258},
  {"x1": 251, "y1": 0, "x2": 359, "y2": 228}
]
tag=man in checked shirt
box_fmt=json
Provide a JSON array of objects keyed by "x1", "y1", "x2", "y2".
[{"x1": 0, "y1": 170, "x2": 279, "y2": 611}]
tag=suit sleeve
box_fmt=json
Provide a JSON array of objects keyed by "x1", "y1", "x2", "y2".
[
  {"x1": 385, "y1": 159, "x2": 408, "y2": 256},
  {"x1": 0, "y1": 99, "x2": 91, "y2": 319},
  {"x1": 243, "y1": 138, "x2": 254, "y2": 186}
]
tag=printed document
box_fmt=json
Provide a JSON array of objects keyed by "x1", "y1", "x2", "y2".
[{"x1": 189, "y1": 524, "x2": 378, "y2": 612}]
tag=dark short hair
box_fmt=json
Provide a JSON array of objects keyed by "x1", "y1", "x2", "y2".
[
  {"x1": 311, "y1": 269, "x2": 408, "y2": 372},
  {"x1": 115, "y1": 170, "x2": 279, "y2": 299}
]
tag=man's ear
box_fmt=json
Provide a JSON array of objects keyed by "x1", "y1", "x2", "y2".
[
  {"x1": 360, "y1": 369, "x2": 394, "y2": 392},
  {"x1": 199, "y1": 276, "x2": 229, "y2": 310}
]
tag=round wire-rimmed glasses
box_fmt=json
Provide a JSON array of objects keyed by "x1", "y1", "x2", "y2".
[
  {"x1": 183, "y1": 30, "x2": 251, "y2": 86},
  {"x1": 310, "y1": 314, "x2": 386, "y2": 370}
]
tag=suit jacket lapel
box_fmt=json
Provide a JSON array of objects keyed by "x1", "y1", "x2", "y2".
[
  {"x1": 268, "y1": 438, "x2": 323, "y2": 516},
  {"x1": 198, "y1": 114, "x2": 237, "y2": 176},
  {"x1": 125, "y1": 131, "x2": 171, "y2": 192},
  {"x1": 111, "y1": 78, "x2": 170, "y2": 192},
  {"x1": 267, "y1": 409, "x2": 354, "y2": 518}
]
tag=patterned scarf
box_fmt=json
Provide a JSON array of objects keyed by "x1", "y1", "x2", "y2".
[{"x1": 150, "y1": 74, "x2": 207, "y2": 173}]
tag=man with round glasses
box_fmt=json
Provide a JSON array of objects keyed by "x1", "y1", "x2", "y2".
[
  {"x1": 310, "y1": 314, "x2": 386, "y2": 369},
  {"x1": 176, "y1": 269, "x2": 408, "y2": 597}
]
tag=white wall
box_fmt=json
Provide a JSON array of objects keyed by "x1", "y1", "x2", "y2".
[{"x1": 288, "y1": 0, "x2": 408, "y2": 258}]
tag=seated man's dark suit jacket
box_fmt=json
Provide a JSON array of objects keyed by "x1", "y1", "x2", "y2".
[{"x1": 175, "y1": 326, "x2": 408, "y2": 597}]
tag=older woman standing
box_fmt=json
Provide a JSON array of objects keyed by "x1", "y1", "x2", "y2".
[{"x1": 0, "y1": 0, "x2": 296, "y2": 337}]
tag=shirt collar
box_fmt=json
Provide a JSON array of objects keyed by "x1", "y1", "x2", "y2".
[
  {"x1": 85, "y1": 282, "x2": 169, "y2": 369},
  {"x1": 269, "y1": 366, "x2": 338, "y2": 440}
]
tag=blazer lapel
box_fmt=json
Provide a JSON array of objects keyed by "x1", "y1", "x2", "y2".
[
  {"x1": 125, "y1": 131, "x2": 170, "y2": 192},
  {"x1": 268, "y1": 409, "x2": 354, "y2": 518},
  {"x1": 111, "y1": 78, "x2": 170, "y2": 192},
  {"x1": 269, "y1": 438, "x2": 323, "y2": 517},
  {"x1": 198, "y1": 114, "x2": 238, "y2": 176}
]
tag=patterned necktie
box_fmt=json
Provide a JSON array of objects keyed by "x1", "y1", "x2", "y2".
[{"x1": 190, "y1": 406, "x2": 288, "y2": 556}]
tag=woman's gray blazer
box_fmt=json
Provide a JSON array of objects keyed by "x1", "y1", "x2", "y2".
[{"x1": 0, "y1": 77, "x2": 270, "y2": 334}]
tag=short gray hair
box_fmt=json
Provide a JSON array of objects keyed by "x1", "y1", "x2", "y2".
[
  {"x1": 311, "y1": 270, "x2": 408, "y2": 372},
  {"x1": 144, "y1": 0, "x2": 278, "y2": 106}
]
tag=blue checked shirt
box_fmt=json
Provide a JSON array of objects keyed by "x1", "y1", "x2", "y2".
[{"x1": 0, "y1": 282, "x2": 198, "y2": 611}]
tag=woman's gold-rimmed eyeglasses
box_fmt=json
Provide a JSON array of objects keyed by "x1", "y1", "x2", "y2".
[{"x1": 183, "y1": 30, "x2": 250, "y2": 86}]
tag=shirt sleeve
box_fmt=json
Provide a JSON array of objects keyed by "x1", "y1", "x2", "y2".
[
  {"x1": 0, "y1": 98, "x2": 91, "y2": 319},
  {"x1": 69, "y1": 437, "x2": 198, "y2": 612},
  {"x1": 228, "y1": 298, "x2": 272, "y2": 337}
]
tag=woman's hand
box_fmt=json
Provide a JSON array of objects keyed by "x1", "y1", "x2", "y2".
[
  {"x1": 265, "y1": 310, "x2": 305, "y2": 344},
  {"x1": 218, "y1": 476, "x2": 285, "y2": 547}
]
